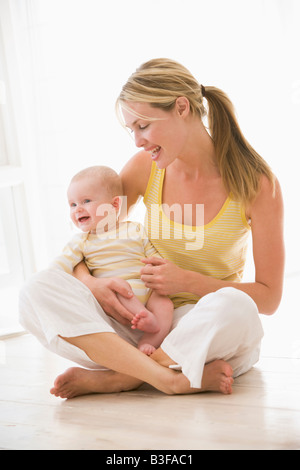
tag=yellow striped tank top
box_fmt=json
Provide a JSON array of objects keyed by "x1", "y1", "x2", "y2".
[{"x1": 143, "y1": 163, "x2": 251, "y2": 308}]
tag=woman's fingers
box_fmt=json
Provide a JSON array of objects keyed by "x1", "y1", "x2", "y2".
[
  {"x1": 140, "y1": 257, "x2": 167, "y2": 266},
  {"x1": 91, "y1": 278, "x2": 134, "y2": 324},
  {"x1": 103, "y1": 293, "x2": 134, "y2": 324},
  {"x1": 140, "y1": 258, "x2": 167, "y2": 277},
  {"x1": 110, "y1": 278, "x2": 134, "y2": 299},
  {"x1": 111, "y1": 302, "x2": 134, "y2": 324}
]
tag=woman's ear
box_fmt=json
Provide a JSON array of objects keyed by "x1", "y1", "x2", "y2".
[{"x1": 176, "y1": 96, "x2": 190, "y2": 117}]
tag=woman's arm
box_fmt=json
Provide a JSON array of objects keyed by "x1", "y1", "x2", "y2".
[
  {"x1": 73, "y1": 262, "x2": 135, "y2": 325},
  {"x1": 141, "y1": 176, "x2": 285, "y2": 315},
  {"x1": 119, "y1": 150, "x2": 152, "y2": 217},
  {"x1": 197, "y1": 176, "x2": 285, "y2": 314}
]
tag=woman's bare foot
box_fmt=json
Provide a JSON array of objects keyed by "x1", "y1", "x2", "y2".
[
  {"x1": 49, "y1": 359, "x2": 233, "y2": 399},
  {"x1": 131, "y1": 310, "x2": 159, "y2": 333},
  {"x1": 173, "y1": 360, "x2": 234, "y2": 395},
  {"x1": 50, "y1": 368, "x2": 142, "y2": 399},
  {"x1": 151, "y1": 348, "x2": 234, "y2": 395}
]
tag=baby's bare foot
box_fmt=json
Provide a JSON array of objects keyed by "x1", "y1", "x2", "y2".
[
  {"x1": 139, "y1": 343, "x2": 157, "y2": 356},
  {"x1": 131, "y1": 310, "x2": 159, "y2": 333}
]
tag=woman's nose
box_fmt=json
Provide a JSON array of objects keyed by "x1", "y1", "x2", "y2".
[{"x1": 134, "y1": 131, "x2": 146, "y2": 148}]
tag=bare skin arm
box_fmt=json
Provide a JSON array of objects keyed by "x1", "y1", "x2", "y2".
[
  {"x1": 73, "y1": 262, "x2": 134, "y2": 325},
  {"x1": 140, "y1": 176, "x2": 285, "y2": 315},
  {"x1": 119, "y1": 150, "x2": 153, "y2": 214}
]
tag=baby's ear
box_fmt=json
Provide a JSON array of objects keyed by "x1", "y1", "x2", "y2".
[{"x1": 112, "y1": 196, "x2": 122, "y2": 212}]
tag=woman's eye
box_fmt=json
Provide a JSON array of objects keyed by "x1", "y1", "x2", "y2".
[{"x1": 139, "y1": 124, "x2": 149, "y2": 130}]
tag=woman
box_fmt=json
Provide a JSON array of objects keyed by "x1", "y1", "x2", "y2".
[{"x1": 19, "y1": 58, "x2": 284, "y2": 398}]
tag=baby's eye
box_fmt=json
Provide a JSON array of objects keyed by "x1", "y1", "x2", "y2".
[
  {"x1": 70, "y1": 202, "x2": 76, "y2": 207},
  {"x1": 83, "y1": 199, "x2": 91, "y2": 204}
]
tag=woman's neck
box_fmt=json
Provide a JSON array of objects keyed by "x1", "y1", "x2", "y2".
[{"x1": 172, "y1": 120, "x2": 219, "y2": 180}]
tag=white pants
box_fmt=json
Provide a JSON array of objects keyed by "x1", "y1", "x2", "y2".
[{"x1": 19, "y1": 268, "x2": 264, "y2": 388}]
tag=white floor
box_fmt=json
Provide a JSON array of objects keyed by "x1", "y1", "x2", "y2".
[{"x1": 0, "y1": 275, "x2": 300, "y2": 450}]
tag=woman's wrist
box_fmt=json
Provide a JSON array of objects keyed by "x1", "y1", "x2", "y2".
[
  {"x1": 185, "y1": 269, "x2": 238, "y2": 298},
  {"x1": 181, "y1": 269, "x2": 202, "y2": 295},
  {"x1": 73, "y1": 262, "x2": 95, "y2": 289},
  {"x1": 184, "y1": 269, "x2": 217, "y2": 297},
  {"x1": 79, "y1": 270, "x2": 95, "y2": 287},
  {"x1": 75, "y1": 268, "x2": 102, "y2": 299}
]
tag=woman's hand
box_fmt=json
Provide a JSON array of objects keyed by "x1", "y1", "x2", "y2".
[
  {"x1": 140, "y1": 257, "x2": 186, "y2": 296},
  {"x1": 90, "y1": 276, "x2": 136, "y2": 325},
  {"x1": 73, "y1": 262, "x2": 134, "y2": 325}
]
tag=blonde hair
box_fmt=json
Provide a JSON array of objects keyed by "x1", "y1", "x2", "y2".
[
  {"x1": 71, "y1": 166, "x2": 123, "y2": 198},
  {"x1": 117, "y1": 58, "x2": 275, "y2": 205}
]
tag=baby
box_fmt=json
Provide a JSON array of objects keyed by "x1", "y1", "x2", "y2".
[{"x1": 52, "y1": 165, "x2": 173, "y2": 355}]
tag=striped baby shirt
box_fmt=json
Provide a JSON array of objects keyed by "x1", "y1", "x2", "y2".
[{"x1": 52, "y1": 221, "x2": 158, "y2": 304}]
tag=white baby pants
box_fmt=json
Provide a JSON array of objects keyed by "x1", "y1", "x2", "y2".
[{"x1": 19, "y1": 268, "x2": 264, "y2": 388}]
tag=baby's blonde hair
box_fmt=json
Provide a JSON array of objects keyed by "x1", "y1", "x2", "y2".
[
  {"x1": 71, "y1": 165, "x2": 123, "y2": 198},
  {"x1": 117, "y1": 58, "x2": 275, "y2": 206}
]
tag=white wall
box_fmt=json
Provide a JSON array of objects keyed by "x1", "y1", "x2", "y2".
[{"x1": 6, "y1": 0, "x2": 300, "y2": 275}]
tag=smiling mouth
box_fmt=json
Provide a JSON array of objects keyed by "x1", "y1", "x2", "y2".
[
  {"x1": 149, "y1": 146, "x2": 161, "y2": 159},
  {"x1": 78, "y1": 216, "x2": 90, "y2": 223}
]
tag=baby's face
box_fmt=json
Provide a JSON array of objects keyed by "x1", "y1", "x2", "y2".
[{"x1": 67, "y1": 178, "x2": 118, "y2": 233}]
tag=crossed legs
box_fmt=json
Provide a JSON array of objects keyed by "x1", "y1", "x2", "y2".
[{"x1": 50, "y1": 331, "x2": 234, "y2": 399}]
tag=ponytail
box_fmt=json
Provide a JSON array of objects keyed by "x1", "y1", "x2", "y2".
[{"x1": 204, "y1": 86, "x2": 275, "y2": 205}]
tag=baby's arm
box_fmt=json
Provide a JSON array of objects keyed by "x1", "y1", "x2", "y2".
[{"x1": 50, "y1": 233, "x2": 85, "y2": 274}]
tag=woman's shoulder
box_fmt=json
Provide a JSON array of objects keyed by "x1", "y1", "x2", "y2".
[{"x1": 247, "y1": 174, "x2": 283, "y2": 221}]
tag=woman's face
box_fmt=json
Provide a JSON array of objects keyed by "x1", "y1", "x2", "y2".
[{"x1": 122, "y1": 101, "x2": 189, "y2": 169}]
